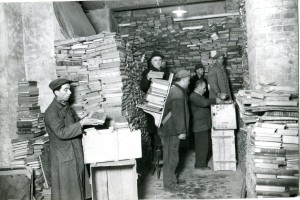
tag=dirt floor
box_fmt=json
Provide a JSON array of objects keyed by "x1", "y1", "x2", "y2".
[{"x1": 138, "y1": 148, "x2": 244, "y2": 199}]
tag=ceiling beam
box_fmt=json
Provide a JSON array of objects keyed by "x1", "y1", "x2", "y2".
[
  {"x1": 112, "y1": 0, "x2": 225, "y2": 12},
  {"x1": 173, "y1": 12, "x2": 240, "y2": 21}
]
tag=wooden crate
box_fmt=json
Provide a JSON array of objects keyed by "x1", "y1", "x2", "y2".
[
  {"x1": 211, "y1": 104, "x2": 237, "y2": 129},
  {"x1": 82, "y1": 129, "x2": 142, "y2": 164},
  {"x1": 212, "y1": 129, "x2": 236, "y2": 171},
  {"x1": 90, "y1": 159, "x2": 138, "y2": 200}
]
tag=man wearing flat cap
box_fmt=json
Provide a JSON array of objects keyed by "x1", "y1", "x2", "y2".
[
  {"x1": 159, "y1": 69, "x2": 190, "y2": 192},
  {"x1": 45, "y1": 78, "x2": 100, "y2": 200},
  {"x1": 208, "y1": 52, "x2": 232, "y2": 100},
  {"x1": 188, "y1": 62, "x2": 209, "y2": 98},
  {"x1": 140, "y1": 51, "x2": 169, "y2": 168}
]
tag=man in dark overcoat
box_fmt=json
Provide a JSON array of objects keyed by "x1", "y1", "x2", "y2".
[
  {"x1": 207, "y1": 52, "x2": 232, "y2": 100},
  {"x1": 45, "y1": 78, "x2": 100, "y2": 200},
  {"x1": 190, "y1": 79, "x2": 222, "y2": 169},
  {"x1": 140, "y1": 51, "x2": 169, "y2": 160},
  {"x1": 159, "y1": 69, "x2": 190, "y2": 192}
]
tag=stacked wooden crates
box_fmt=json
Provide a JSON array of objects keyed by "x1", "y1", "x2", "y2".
[
  {"x1": 211, "y1": 104, "x2": 237, "y2": 171},
  {"x1": 82, "y1": 127, "x2": 142, "y2": 200}
]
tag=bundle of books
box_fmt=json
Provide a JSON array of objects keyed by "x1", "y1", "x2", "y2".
[
  {"x1": 235, "y1": 87, "x2": 298, "y2": 125},
  {"x1": 137, "y1": 74, "x2": 173, "y2": 127},
  {"x1": 11, "y1": 138, "x2": 33, "y2": 167},
  {"x1": 249, "y1": 122, "x2": 299, "y2": 197},
  {"x1": 17, "y1": 81, "x2": 46, "y2": 139},
  {"x1": 116, "y1": 12, "x2": 244, "y2": 94}
]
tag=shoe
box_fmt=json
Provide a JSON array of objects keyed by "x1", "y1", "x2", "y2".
[
  {"x1": 164, "y1": 184, "x2": 183, "y2": 192},
  {"x1": 194, "y1": 166, "x2": 211, "y2": 170}
]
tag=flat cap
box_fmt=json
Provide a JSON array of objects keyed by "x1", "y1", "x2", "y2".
[
  {"x1": 49, "y1": 78, "x2": 72, "y2": 91},
  {"x1": 175, "y1": 69, "x2": 190, "y2": 79},
  {"x1": 195, "y1": 62, "x2": 204, "y2": 70},
  {"x1": 149, "y1": 51, "x2": 165, "y2": 61},
  {"x1": 212, "y1": 52, "x2": 225, "y2": 59}
]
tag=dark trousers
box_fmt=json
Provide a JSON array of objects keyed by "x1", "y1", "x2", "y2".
[
  {"x1": 162, "y1": 136, "x2": 180, "y2": 188},
  {"x1": 194, "y1": 130, "x2": 212, "y2": 167}
]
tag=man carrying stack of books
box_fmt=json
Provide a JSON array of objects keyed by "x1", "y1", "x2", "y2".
[{"x1": 140, "y1": 51, "x2": 170, "y2": 172}]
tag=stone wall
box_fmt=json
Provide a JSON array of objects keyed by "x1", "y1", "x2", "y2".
[
  {"x1": 0, "y1": 2, "x2": 57, "y2": 167},
  {"x1": 246, "y1": 0, "x2": 298, "y2": 90}
]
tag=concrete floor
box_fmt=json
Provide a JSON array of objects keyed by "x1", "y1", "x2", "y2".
[{"x1": 138, "y1": 149, "x2": 244, "y2": 199}]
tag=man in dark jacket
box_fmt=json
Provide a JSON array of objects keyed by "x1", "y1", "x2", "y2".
[
  {"x1": 190, "y1": 79, "x2": 222, "y2": 170},
  {"x1": 159, "y1": 69, "x2": 190, "y2": 192},
  {"x1": 208, "y1": 52, "x2": 232, "y2": 100},
  {"x1": 140, "y1": 51, "x2": 169, "y2": 161},
  {"x1": 45, "y1": 78, "x2": 100, "y2": 200},
  {"x1": 188, "y1": 62, "x2": 208, "y2": 98}
]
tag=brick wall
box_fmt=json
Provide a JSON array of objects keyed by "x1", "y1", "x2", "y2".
[{"x1": 246, "y1": 0, "x2": 298, "y2": 90}]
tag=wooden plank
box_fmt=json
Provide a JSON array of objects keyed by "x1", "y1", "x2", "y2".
[
  {"x1": 107, "y1": 168, "x2": 123, "y2": 200},
  {"x1": 92, "y1": 168, "x2": 108, "y2": 200},
  {"x1": 92, "y1": 159, "x2": 135, "y2": 167},
  {"x1": 174, "y1": 12, "x2": 240, "y2": 22}
]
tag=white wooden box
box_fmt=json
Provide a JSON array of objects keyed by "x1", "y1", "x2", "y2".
[
  {"x1": 211, "y1": 104, "x2": 237, "y2": 129},
  {"x1": 82, "y1": 129, "x2": 142, "y2": 164},
  {"x1": 212, "y1": 129, "x2": 236, "y2": 171}
]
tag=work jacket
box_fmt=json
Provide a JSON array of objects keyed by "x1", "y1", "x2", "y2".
[
  {"x1": 160, "y1": 83, "x2": 190, "y2": 137},
  {"x1": 189, "y1": 92, "x2": 216, "y2": 132}
]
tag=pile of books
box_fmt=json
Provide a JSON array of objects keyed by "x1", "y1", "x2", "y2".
[
  {"x1": 54, "y1": 32, "x2": 133, "y2": 120},
  {"x1": 55, "y1": 33, "x2": 149, "y2": 146},
  {"x1": 235, "y1": 86, "x2": 299, "y2": 197},
  {"x1": 17, "y1": 81, "x2": 46, "y2": 139},
  {"x1": 235, "y1": 86, "x2": 298, "y2": 125},
  {"x1": 116, "y1": 12, "x2": 244, "y2": 94},
  {"x1": 249, "y1": 122, "x2": 299, "y2": 198},
  {"x1": 11, "y1": 138, "x2": 33, "y2": 167}
]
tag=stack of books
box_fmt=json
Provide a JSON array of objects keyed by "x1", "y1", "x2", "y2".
[
  {"x1": 54, "y1": 32, "x2": 134, "y2": 121},
  {"x1": 11, "y1": 138, "x2": 33, "y2": 166},
  {"x1": 137, "y1": 74, "x2": 173, "y2": 127},
  {"x1": 116, "y1": 12, "x2": 244, "y2": 94},
  {"x1": 250, "y1": 123, "x2": 299, "y2": 198},
  {"x1": 17, "y1": 81, "x2": 46, "y2": 139}
]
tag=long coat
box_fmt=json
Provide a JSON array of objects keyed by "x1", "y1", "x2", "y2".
[
  {"x1": 45, "y1": 98, "x2": 91, "y2": 200},
  {"x1": 160, "y1": 83, "x2": 190, "y2": 137},
  {"x1": 140, "y1": 64, "x2": 169, "y2": 134},
  {"x1": 207, "y1": 63, "x2": 232, "y2": 100},
  {"x1": 189, "y1": 92, "x2": 216, "y2": 132}
]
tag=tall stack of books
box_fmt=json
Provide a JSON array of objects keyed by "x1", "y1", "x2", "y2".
[
  {"x1": 250, "y1": 123, "x2": 299, "y2": 198},
  {"x1": 17, "y1": 81, "x2": 46, "y2": 139},
  {"x1": 55, "y1": 32, "x2": 133, "y2": 119},
  {"x1": 55, "y1": 32, "x2": 149, "y2": 141},
  {"x1": 235, "y1": 86, "x2": 299, "y2": 198}
]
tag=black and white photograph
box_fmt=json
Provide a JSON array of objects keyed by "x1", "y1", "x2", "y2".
[{"x1": 0, "y1": 0, "x2": 299, "y2": 199}]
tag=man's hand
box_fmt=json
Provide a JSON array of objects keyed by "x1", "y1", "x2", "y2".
[
  {"x1": 216, "y1": 97, "x2": 223, "y2": 104},
  {"x1": 217, "y1": 93, "x2": 229, "y2": 100},
  {"x1": 178, "y1": 133, "x2": 186, "y2": 140},
  {"x1": 146, "y1": 73, "x2": 152, "y2": 80}
]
